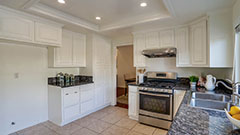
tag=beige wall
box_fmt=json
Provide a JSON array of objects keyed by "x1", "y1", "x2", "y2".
[
  {"x1": 117, "y1": 45, "x2": 136, "y2": 88},
  {"x1": 0, "y1": 44, "x2": 79, "y2": 135}
]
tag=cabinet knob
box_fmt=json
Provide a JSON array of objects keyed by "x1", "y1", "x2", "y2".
[
  {"x1": 74, "y1": 91, "x2": 78, "y2": 93},
  {"x1": 65, "y1": 93, "x2": 69, "y2": 95}
]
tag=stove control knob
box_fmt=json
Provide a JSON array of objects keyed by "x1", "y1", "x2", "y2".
[
  {"x1": 152, "y1": 88, "x2": 156, "y2": 91},
  {"x1": 144, "y1": 88, "x2": 148, "y2": 91}
]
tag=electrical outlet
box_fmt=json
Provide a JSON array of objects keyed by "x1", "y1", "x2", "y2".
[{"x1": 14, "y1": 73, "x2": 19, "y2": 79}]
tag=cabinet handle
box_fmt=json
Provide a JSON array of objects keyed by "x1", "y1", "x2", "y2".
[
  {"x1": 74, "y1": 91, "x2": 78, "y2": 94},
  {"x1": 65, "y1": 93, "x2": 69, "y2": 95}
]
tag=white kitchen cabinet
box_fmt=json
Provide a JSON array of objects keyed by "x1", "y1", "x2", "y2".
[
  {"x1": 133, "y1": 33, "x2": 146, "y2": 67},
  {"x1": 145, "y1": 32, "x2": 159, "y2": 49},
  {"x1": 160, "y1": 29, "x2": 175, "y2": 48},
  {"x1": 80, "y1": 84, "x2": 95, "y2": 115},
  {"x1": 48, "y1": 86, "x2": 80, "y2": 126},
  {"x1": 128, "y1": 86, "x2": 139, "y2": 120},
  {"x1": 190, "y1": 20, "x2": 208, "y2": 67},
  {"x1": 174, "y1": 90, "x2": 186, "y2": 117},
  {"x1": 176, "y1": 27, "x2": 191, "y2": 67},
  {"x1": 208, "y1": 9, "x2": 233, "y2": 68},
  {"x1": 35, "y1": 22, "x2": 62, "y2": 46},
  {"x1": 48, "y1": 29, "x2": 86, "y2": 67},
  {"x1": 0, "y1": 9, "x2": 34, "y2": 42}
]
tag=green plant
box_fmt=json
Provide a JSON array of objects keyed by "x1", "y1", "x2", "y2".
[{"x1": 189, "y1": 76, "x2": 199, "y2": 82}]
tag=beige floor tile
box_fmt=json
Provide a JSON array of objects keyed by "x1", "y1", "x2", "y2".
[
  {"x1": 115, "y1": 118, "x2": 138, "y2": 129},
  {"x1": 101, "y1": 125, "x2": 130, "y2": 135},
  {"x1": 72, "y1": 128, "x2": 98, "y2": 135},
  {"x1": 43, "y1": 121, "x2": 82, "y2": 135},
  {"x1": 86, "y1": 119, "x2": 111, "y2": 133},
  {"x1": 74, "y1": 116, "x2": 98, "y2": 127},
  {"x1": 101, "y1": 113, "x2": 123, "y2": 124},
  {"x1": 153, "y1": 129, "x2": 168, "y2": 135},
  {"x1": 127, "y1": 131, "x2": 144, "y2": 135},
  {"x1": 132, "y1": 124, "x2": 156, "y2": 135},
  {"x1": 17, "y1": 123, "x2": 58, "y2": 135},
  {"x1": 100, "y1": 106, "x2": 119, "y2": 114},
  {"x1": 89, "y1": 110, "x2": 108, "y2": 119}
]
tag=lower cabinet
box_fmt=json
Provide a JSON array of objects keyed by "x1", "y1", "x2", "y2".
[
  {"x1": 48, "y1": 83, "x2": 109, "y2": 126},
  {"x1": 128, "y1": 86, "x2": 139, "y2": 120},
  {"x1": 174, "y1": 90, "x2": 186, "y2": 117}
]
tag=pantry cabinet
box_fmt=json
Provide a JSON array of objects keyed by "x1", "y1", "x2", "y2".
[
  {"x1": 48, "y1": 29, "x2": 86, "y2": 67},
  {"x1": 128, "y1": 86, "x2": 139, "y2": 120},
  {"x1": 0, "y1": 6, "x2": 63, "y2": 47},
  {"x1": 190, "y1": 20, "x2": 208, "y2": 67}
]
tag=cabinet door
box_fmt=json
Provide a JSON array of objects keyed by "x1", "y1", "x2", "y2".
[
  {"x1": 134, "y1": 34, "x2": 146, "y2": 67},
  {"x1": 81, "y1": 100, "x2": 94, "y2": 114},
  {"x1": 64, "y1": 104, "x2": 79, "y2": 121},
  {"x1": 0, "y1": 10, "x2": 34, "y2": 42},
  {"x1": 104, "y1": 68, "x2": 112, "y2": 104},
  {"x1": 80, "y1": 85, "x2": 94, "y2": 103},
  {"x1": 35, "y1": 22, "x2": 62, "y2": 46},
  {"x1": 159, "y1": 29, "x2": 175, "y2": 48},
  {"x1": 55, "y1": 30, "x2": 73, "y2": 67},
  {"x1": 190, "y1": 20, "x2": 208, "y2": 66},
  {"x1": 176, "y1": 27, "x2": 191, "y2": 67},
  {"x1": 128, "y1": 91, "x2": 138, "y2": 120},
  {"x1": 72, "y1": 33, "x2": 86, "y2": 67},
  {"x1": 145, "y1": 32, "x2": 159, "y2": 49},
  {"x1": 63, "y1": 87, "x2": 79, "y2": 108}
]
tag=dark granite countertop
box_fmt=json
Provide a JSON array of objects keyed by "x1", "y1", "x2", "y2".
[
  {"x1": 168, "y1": 87, "x2": 234, "y2": 135},
  {"x1": 48, "y1": 75, "x2": 94, "y2": 88}
]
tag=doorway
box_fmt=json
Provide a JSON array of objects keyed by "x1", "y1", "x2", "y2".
[{"x1": 116, "y1": 45, "x2": 136, "y2": 108}]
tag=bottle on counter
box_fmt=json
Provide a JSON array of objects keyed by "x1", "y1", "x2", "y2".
[
  {"x1": 64, "y1": 73, "x2": 70, "y2": 86},
  {"x1": 69, "y1": 74, "x2": 75, "y2": 85},
  {"x1": 56, "y1": 72, "x2": 64, "y2": 86}
]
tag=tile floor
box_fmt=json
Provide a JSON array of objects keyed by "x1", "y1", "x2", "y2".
[{"x1": 11, "y1": 106, "x2": 168, "y2": 135}]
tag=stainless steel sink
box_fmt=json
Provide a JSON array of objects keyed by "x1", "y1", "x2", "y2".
[
  {"x1": 190, "y1": 92, "x2": 231, "y2": 111},
  {"x1": 192, "y1": 92, "x2": 231, "y2": 102}
]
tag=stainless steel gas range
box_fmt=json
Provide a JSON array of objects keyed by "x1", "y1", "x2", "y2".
[{"x1": 138, "y1": 72, "x2": 177, "y2": 129}]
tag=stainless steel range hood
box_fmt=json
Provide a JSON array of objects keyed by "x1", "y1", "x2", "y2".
[{"x1": 142, "y1": 47, "x2": 177, "y2": 58}]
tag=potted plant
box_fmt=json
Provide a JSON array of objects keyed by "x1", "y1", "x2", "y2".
[{"x1": 189, "y1": 76, "x2": 199, "y2": 88}]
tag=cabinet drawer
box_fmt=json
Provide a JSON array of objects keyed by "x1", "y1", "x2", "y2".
[
  {"x1": 63, "y1": 87, "x2": 79, "y2": 107},
  {"x1": 80, "y1": 89, "x2": 93, "y2": 103},
  {"x1": 81, "y1": 100, "x2": 94, "y2": 114},
  {"x1": 64, "y1": 104, "x2": 79, "y2": 121}
]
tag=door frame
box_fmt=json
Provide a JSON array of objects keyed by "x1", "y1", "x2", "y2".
[{"x1": 111, "y1": 42, "x2": 133, "y2": 106}]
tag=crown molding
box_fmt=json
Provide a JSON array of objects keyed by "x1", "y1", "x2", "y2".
[
  {"x1": 26, "y1": 3, "x2": 99, "y2": 31},
  {"x1": 162, "y1": 0, "x2": 176, "y2": 17},
  {"x1": 22, "y1": 0, "x2": 40, "y2": 9}
]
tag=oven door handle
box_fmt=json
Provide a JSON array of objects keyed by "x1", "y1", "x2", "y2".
[{"x1": 139, "y1": 92, "x2": 171, "y2": 97}]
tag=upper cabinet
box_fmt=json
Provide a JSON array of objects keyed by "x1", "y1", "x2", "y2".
[
  {"x1": 176, "y1": 27, "x2": 191, "y2": 67},
  {"x1": 48, "y1": 29, "x2": 86, "y2": 67},
  {"x1": 190, "y1": 20, "x2": 208, "y2": 67},
  {"x1": 160, "y1": 29, "x2": 175, "y2": 48},
  {"x1": 0, "y1": 6, "x2": 63, "y2": 47},
  {"x1": 133, "y1": 33, "x2": 146, "y2": 67},
  {"x1": 208, "y1": 9, "x2": 233, "y2": 68},
  {"x1": 145, "y1": 32, "x2": 159, "y2": 49},
  {"x1": 0, "y1": 9, "x2": 34, "y2": 43},
  {"x1": 35, "y1": 22, "x2": 62, "y2": 46}
]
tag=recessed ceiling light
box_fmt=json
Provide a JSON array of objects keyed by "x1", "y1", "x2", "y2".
[
  {"x1": 140, "y1": 2, "x2": 147, "y2": 7},
  {"x1": 96, "y1": 17, "x2": 101, "y2": 20},
  {"x1": 58, "y1": 0, "x2": 65, "y2": 4}
]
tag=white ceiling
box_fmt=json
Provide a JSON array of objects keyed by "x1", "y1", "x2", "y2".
[
  {"x1": 0, "y1": 0, "x2": 236, "y2": 39},
  {"x1": 40, "y1": 0, "x2": 170, "y2": 29}
]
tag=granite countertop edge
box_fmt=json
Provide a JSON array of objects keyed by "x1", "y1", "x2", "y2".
[{"x1": 48, "y1": 81, "x2": 94, "y2": 88}]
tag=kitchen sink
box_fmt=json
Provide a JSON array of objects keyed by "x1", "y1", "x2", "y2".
[
  {"x1": 190, "y1": 92, "x2": 231, "y2": 111},
  {"x1": 192, "y1": 92, "x2": 231, "y2": 102}
]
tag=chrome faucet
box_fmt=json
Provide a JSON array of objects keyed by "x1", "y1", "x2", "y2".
[{"x1": 216, "y1": 80, "x2": 240, "y2": 105}]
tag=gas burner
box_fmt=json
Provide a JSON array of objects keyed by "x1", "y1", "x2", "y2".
[{"x1": 139, "y1": 81, "x2": 176, "y2": 89}]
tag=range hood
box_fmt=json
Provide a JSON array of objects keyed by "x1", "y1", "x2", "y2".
[{"x1": 142, "y1": 47, "x2": 177, "y2": 58}]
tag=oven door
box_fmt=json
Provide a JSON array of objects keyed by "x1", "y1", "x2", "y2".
[{"x1": 139, "y1": 91, "x2": 173, "y2": 120}]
